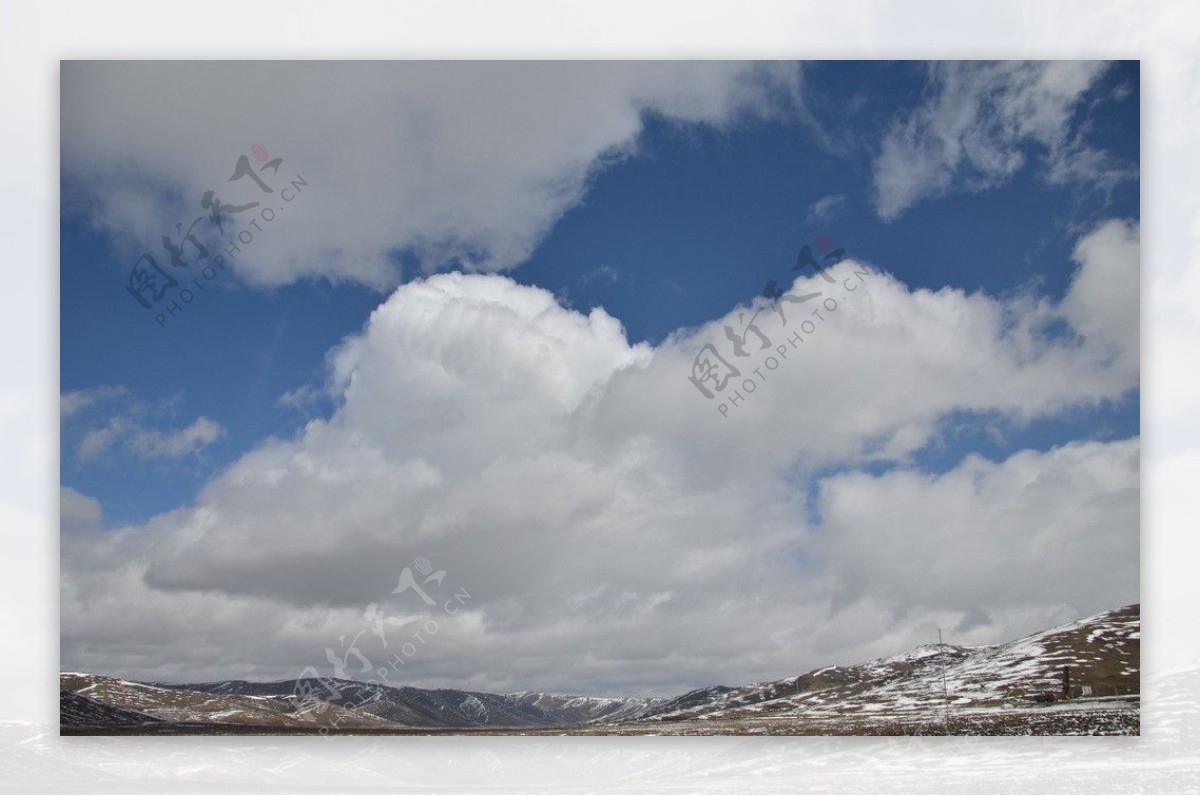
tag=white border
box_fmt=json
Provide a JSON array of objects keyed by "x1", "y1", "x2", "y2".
[{"x1": 3, "y1": 1, "x2": 1197, "y2": 792}]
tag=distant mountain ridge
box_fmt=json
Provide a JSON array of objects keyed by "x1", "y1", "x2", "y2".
[
  {"x1": 59, "y1": 672, "x2": 659, "y2": 730},
  {"x1": 61, "y1": 604, "x2": 1139, "y2": 734},
  {"x1": 169, "y1": 678, "x2": 658, "y2": 727}
]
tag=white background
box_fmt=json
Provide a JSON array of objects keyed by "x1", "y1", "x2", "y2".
[{"x1": 1, "y1": 0, "x2": 1197, "y2": 792}]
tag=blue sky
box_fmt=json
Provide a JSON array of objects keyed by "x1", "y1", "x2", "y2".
[
  {"x1": 62, "y1": 61, "x2": 1139, "y2": 529},
  {"x1": 60, "y1": 61, "x2": 1140, "y2": 691}
]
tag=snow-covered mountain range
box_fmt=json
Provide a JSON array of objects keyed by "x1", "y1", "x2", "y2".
[{"x1": 61, "y1": 604, "x2": 1138, "y2": 735}]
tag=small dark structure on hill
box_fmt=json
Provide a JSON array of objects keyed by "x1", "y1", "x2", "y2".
[{"x1": 1030, "y1": 666, "x2": 1071, "y2": 704}]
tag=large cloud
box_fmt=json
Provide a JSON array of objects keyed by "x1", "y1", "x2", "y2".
[
  {"x1": 61, "y1": 220, "x2": 1138, "y2": 695},
  {"x1": 61, "y1": 61, "x2": 802, "y2": 288}
]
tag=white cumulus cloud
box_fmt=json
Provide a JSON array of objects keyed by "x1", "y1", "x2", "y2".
[{"x1": 61, "y1": 219, "x2": 1138, "y2": 694}]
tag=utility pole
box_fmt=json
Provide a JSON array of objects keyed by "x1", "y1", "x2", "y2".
[{"x1": 938, "y1": 627, "x2": 950, "y2": 734}]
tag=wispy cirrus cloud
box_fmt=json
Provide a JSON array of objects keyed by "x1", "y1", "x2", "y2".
[
  {"x1": 872, "y1": 61, "x2": 1129, "y2": 220},
  {"x1": 63, "y1": 387, "x2": 224, "y2": 463},
  {"x1": 806, "y1": 193, "x2": 845, "y2": 225},
  {"x1": 76, "y1": 415, "x2": 223, "y2": 463},
  {"x1": 60, "y1": 384, "x2": 127, "y2": 420}
]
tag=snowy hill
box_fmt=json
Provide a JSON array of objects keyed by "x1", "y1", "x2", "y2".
[
  {"x1": 59, "y1": 690, "x2": 162, "y2": 730},
  {"x1": 60, "y1": 604, "x2": 1137, "y2": 735},
  {"x1": 615, "y1": 604, "x2": 1139, "y2": 734},
  {"x1": 59, "y1": 673, "x2": 397, "y2": 729}
]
